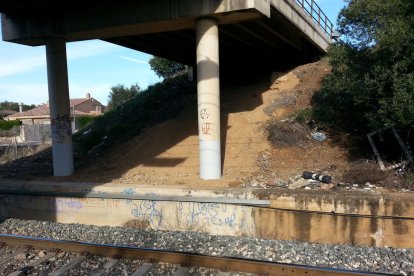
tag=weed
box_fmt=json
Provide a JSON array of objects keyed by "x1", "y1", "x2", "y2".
[{"x1": 290, "y1": 108, "x2": 313, "y2": 124}]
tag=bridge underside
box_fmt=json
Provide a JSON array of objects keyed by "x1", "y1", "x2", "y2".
[
  {"x1": 107, "y1": 6, "x2": 322, "y2": 74},
  {"x1": 1, "y1": 0, "x2": 329, "y2": 71},
  {"x1": 0, "y1": 0, "x2": 331, "y2": 178}
]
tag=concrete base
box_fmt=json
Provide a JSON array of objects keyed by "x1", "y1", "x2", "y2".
[
  {"x1": 0, "y1": 181, "x2": 413, "y2": 248},
  {"x1": 199, "y1": 141, "x2": 221, "y2": 180},
  {"x1": 51, "y1": 144, "x2": 74, "y2": 177}
]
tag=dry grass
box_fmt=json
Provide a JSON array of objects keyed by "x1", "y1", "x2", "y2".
[
  {"x1": 342, "y1": 160, "x2": 392, "y2": 185},
  {"x1": 266, "y1": 120, "x2": 311, "y2": 147},
  {"x1": 343, "y1": 160, "x2": 414, "y2": 190}
]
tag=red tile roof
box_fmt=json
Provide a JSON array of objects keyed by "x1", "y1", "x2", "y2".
[
  {"x1": 8, "y1": 104, "x2": 50, "y2": 118},
  {"x1": 70, "y1": 98, "x2": 89, "y2": 106},
  {"x1": 8, "y1": 97, "x2": 94, "y2": 118},
  {"x1": 0, "y1": 110, "x2": 17, "y2": 116}
]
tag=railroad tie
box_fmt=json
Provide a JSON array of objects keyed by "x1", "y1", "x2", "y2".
[
  {"x1": 90, "y1": 258, "x2": 119, "y2": 276},
  {"x1": 173, "y1": 266, "x2": 190, "y2": 276},
  {"x1": 48, "y1": 255, "x2": 86, "y2": 276},
  {"x1": 8, "y1": 252, "x2": 56, "y2": 276},
  {"x1": 131, "y1": 263, "x2": 154, "y2": 276},
  {"x1": 0, "y1": 252, "x2": 23, "y2": 267}
]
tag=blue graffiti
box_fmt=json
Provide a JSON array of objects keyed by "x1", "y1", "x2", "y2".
[
  {"x1": 122, "y1": 188, "x2": 136, "y2": 203},
  {"x1": 55, "y1": 199, "x2": 83, "y2": 211},
  {"x1": 130, "y1": 200, "x2": 162, "y2": 229},
  {"x1": 178, "y1": 202, "x2": 237, "y2": 227}
]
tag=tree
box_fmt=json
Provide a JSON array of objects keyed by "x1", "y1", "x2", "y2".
[
  {"x1": 0, "y1": 101, "x2": 35, "y2": 112},
  {"x1": 107, "y1": 84, "x2": 140, "y2": 109},
  {"x1": 149, "y1": 56, "x2": 186, "y2": 79},
  {"x1": 314, "y1": 0, "x2": 414, "y2": 130}
]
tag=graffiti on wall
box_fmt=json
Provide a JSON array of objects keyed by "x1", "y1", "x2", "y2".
[
  {"x1": 129, "y1": 200, "x2": 163, "y2": 229},
  {"x1": 178, "y1": 202, "x2": 236, "y2": 227},
  {"x1": 0, "y1": 193, "x2": 255, "y2": 236}
]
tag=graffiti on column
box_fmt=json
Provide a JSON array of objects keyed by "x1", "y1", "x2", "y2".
[
  {"x1": 200, "y1": 108, "x2": 210, "y2": 119},
  {"x1": 51, "y1": 114, "x2": 71, "y2": 143},
  {"x1": 201, "y1": 122, "x2": 212, "y2": 135},
  {"x1": 199, "y1": 106, "x2": 215, "y2": 138}
]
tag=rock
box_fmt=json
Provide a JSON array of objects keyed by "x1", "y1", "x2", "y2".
[
  {"x1": 266, "y1": 180, "x2": 277, "y2": 187},
  {"x1": 14, "y1": 252, "x2": 28, "y2": 260},
  {"x1": 38, "y1": 251, "x2": 46, "y2": 258},
  {"x1": 288, "y1": 178, "x2": 308, "y2": 189},
  {"x1": 0, "y1": 217, "x2": 413, "y2": 275},
  {"x1": 321, "y1": 184, "x2": 335, "y2": 190},
  {"x1": 365, "y1": 182, "x2": 375, "y2": 188}
]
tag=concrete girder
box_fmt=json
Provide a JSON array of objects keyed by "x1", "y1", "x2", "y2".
[{"x1": 1, "y1": 0, "x2": 270, "y2": 46}]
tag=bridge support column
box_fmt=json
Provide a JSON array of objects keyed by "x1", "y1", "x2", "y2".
[
  {"x1": 46, "y1": 38, "x2": 74, "y2": 176},
  {"x1": 196, "y1": 18, "x2": 221, "y2": 180}
]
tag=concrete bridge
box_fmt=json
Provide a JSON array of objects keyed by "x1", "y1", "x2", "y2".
[{"x1": 0, "y1": 0, "x2": 333, "y2": 179}]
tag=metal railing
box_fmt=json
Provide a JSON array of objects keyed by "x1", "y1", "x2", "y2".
[{"x1": 295, "y1": 0, "x2": 335, "y2": 38}]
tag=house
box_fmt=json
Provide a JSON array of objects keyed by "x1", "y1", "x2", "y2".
[
  {"x1": 6, "y1": 93, "x2": 104, "y2": 131},
  {"x1": 0, "y1": 110, "x2": 17, "y2": 119}
]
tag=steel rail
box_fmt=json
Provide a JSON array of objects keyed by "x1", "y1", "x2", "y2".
[{"x1": 0, "y1": 234, "x2": 391, "y2": 276}]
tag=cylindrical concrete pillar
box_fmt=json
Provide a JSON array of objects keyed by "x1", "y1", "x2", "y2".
[
  {"x1": 46, "y1": 38, "x2": 74, "y2": 176},
  {"x1": 196, "y1": 17, "x2": 221, "y2": 180}
]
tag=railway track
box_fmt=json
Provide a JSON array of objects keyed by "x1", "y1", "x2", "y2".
[{"x1": 0, "y1": 234, "x2": 392, "y2": 276}]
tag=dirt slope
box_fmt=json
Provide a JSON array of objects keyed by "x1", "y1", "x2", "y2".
[{"x1": 70, "y1": 60, "x2": 351, "y2": 187}]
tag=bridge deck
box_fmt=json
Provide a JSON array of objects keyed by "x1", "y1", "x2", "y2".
[{"x1": 1, "y1": 0, "x2": 332, "y2": 70}]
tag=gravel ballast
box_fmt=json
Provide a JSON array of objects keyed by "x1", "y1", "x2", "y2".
[{"x1": 0, "y1": 218, "x2": 413, "y2": 275}]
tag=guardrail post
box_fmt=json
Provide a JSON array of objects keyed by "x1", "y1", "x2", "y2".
[{"x1": 310, "y1": 0, "x2": 314, "y2": 19}]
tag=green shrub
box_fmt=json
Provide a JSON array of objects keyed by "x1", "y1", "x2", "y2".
[
  {"x1": 0, "y1": 120, "x2": 21, "y2": 130},
  {"x1": 76, "y1": 116, "x2": 95, "y2": 130},
  {"x1": 149, "y1": 56, "x2": 186, "y2": 79},
  {"x1": 313, "y1": 0, "x2": 414, "y2": 132}
]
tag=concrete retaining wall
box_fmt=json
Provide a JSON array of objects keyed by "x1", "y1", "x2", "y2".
[{"x1": 0, "y1": 181, "x2": 413, "y2": 249}]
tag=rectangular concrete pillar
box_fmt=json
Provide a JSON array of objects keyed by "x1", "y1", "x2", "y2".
[
  {"x1": 46, "y1": 38, "x2": 74, "y2": 176},
  {"x1": 196, "y1": 18, "x2": 221, "y2": 180}
]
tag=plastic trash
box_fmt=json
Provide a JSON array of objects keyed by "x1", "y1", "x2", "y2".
[{"x1": 311, "y1": 132, "x2": 326, "y2": 141}]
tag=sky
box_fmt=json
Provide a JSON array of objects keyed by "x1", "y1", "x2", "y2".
[{"x1": 0, "y1": 0, "x2": 346, "y2": 106}]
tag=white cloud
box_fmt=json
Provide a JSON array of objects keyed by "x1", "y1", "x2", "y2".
[
  {"x1": 0, "y1": 55, "x2": 45, "y2": 78},
  {"x1": 118, "y1": 55, "x2": 148, "y2": 64},
  {"x1": 67, "y1": 41, "x2": 117, "y2": 60},
  {"x1": 0, "y1": 40, "x2": 118, "y2": 79}
]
